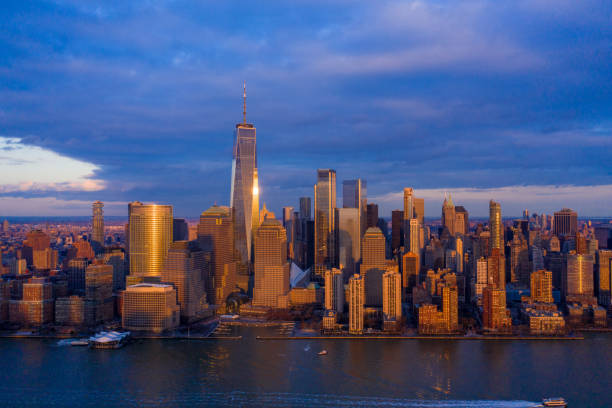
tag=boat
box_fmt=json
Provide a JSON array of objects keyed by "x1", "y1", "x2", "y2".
[
  {"x1": 542, "y1": 397, "x2": 567, "y2": 407},
  {"x1": 70, "y1": 340, "x2": 89, "y2": 346},
  {"x1": 88, "y1": 331, "x2": 131, "y2": 349},
  {"x1": 317, "y1": 350, "x2": 328, "y2": 356}
]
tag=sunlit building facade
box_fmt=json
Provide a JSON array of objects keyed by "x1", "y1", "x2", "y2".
[
  {"x1": 92, "y1": 201, "x2": 104, "y2": 250},
  {"x1": 128, "y1": 202, "x2": 173, "y2": 278},
  {"x1": 314, "y1": 169, "x2": 337, "y2": 278}
]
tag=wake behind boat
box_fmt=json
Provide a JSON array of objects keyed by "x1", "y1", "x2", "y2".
[
  {"x1": 317, "y1": 350, "x2": 328, "y2": 356},
  {"x1": 531, "y1": 397, "x2": 568, "y2": 407}
]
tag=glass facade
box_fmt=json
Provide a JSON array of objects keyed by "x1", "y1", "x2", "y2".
[
  {"x1": 231, "y1": 124, "x2": 258, "y2": 273},
  {"x1": 128, "y1": 203, "x2": 173, "y2": 278}
]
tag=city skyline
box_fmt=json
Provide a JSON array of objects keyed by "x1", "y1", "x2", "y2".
[{"x1": 1, "y1": 1, "x2": 611, "y2": 217}]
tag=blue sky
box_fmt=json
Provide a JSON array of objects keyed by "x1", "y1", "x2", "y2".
[{"x1": 0, "y1": 0, "x2": 611, "y2": 217}]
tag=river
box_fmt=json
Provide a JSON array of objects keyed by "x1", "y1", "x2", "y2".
[{"x1": 1, "y1": 327, "x2": 609, "y2": 407}]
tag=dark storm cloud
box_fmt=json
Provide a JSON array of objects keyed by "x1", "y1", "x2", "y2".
[{"x1": 0, "y1": 0, "x2": 611, "y2": 216}]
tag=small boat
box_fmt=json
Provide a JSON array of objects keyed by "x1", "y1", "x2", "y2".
[
  {"x1": 542, "y1": 397, "x2": 567, "y2": 407},
  {"x1": 317, "y1": 350, "x2": 328, "y2": 356}
]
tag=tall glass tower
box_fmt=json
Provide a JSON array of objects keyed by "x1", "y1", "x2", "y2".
[
  {"x1": 128, "y1": 202, "x2": 173, "y2": 278},
  {"x1": 314, "y1": 169, "x2": 336, "y2": 279},
  {"x1": 231, "y1": 83, "x2": 259, "y2": 273},
  {"x1": 92, "y1": 201, "x2": 104, "y2": 249}
]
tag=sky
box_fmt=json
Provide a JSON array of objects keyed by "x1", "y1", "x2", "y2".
[{"x1": 0, "y1": 0, "x2": 611, "y2": 218}]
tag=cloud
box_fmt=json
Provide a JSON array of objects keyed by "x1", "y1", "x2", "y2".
[{"x1": 0, "y1": 137, "x2": 105, "y2": 192}]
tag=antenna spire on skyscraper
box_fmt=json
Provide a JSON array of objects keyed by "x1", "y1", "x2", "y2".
[{"x1": 243, "y1": 81, "x2": 247, "y2": 124}]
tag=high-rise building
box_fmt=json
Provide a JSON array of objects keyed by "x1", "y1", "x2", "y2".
[
  {"x1": 161, "y1": 241, "x2": 208, "y2": 322},
  {"x1": 402, "y1": 252, "x2": 419, "y2": 296},
  {"x1": 231, "y1": 83, "x2": 259, "y2": 273},
  {"x1": 489, "y1": 200, "x2": 503, "y2": 252},
  {"x1": 474, "y1": 257, "x2": 488, "y2": 301},
  {"x1": 553, "y1": 208, "x2": 578, "y2": 237},
  {"x1": 101, "y1": 247, "x2": 126, "y2": 291},
  {"x1": 413, "y1": 198, "x2": 425, "y2": 226},
  {"x1": 335, "y1": 208, "x2": 360, "y2": 276},
  {"x1": 407, "y1": 218, "x2": 420, "y2": 255},
  {"x1": 597, "y1": 249, "x2": 612, "y2": 306},
  {"x1": 122, "y1": 283, "x2": 180, "y2": 333},
  {"x1": 197, "y1": 205, "x2": 237, "y2": 305},
  {"x1": 442, "y1": 284, "x2": 459, "y2": 332},
  {"x1": 403, "y1": 188, "x2": 414, "y2": 220},
  {"x1": 348, "y1": 274, "x2": 364, "y2": 334},
  {"x1": 67, "y1": 258, "x2": 89, "y2": 293},
  {"x1": 324, "y1": 268, "x2": 344, "y2": 313},
  {"x1": 391, "y1": 210, "x2": 404, "y2": 255},
  {"x1": 454, "y1": 206, "x2": 469, "y2": 235},
  {"x1": 343, "y1": 179, "x2": 367, "y2": 239},
  {"x1": 253, "y1": 219, "x2": 290, "y2": 308},
  {"x1": 442, "y1": 194, "x2": 456, "y2": 235},
  {"x1": 172, "y1": 218, "x2": 189, "y2": 242},
  {"x1": 22, "y1": 230, "x2": 56, "y2": 270},
  {"x1": 360, "y1": 227, "x2": 386, "y2": 306},
  {"x1": 299, "y1": 197, "x2": 311, "y2": 220},
  {"x1": 531, "y1": 270, "x2": 553, "y2": 303},
  {"x1": 92, "y1": 201, "x2": 104, "y2": 250},
  {"x1": 487, "y1": 248, "x2": 506, "y2": 290},
  {"x1": 482, "y1": 286, "x2": 511, "y2": 331},
  {"x1": 565, "y1": 253, "x2": 594, "y2": 299},
  {"x1": 282, "y1": 207, "x2": 295, "y2": 260},
  {"x1": 366, "y1": 203, "x2": 378, "y2": 229},
  {"x1": 85, "y1": 262, "x2": 114, "y2": 325},
  {"x1": 9, "y1": 278, "x2": 54, "y2": 326},
  {"x1": 128, "y1": 202, "x2": 173, "y2": 278},
  {"x1": 382, "y1": 269, "x2": 402, "y2": 321},
  {"x1": 314, "y1": 169, "x2": 337, "y2": 278}
]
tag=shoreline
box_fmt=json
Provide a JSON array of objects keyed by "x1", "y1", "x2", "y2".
[{"x1": 257, "y1": 335, "x2": 585, "y2": 341}]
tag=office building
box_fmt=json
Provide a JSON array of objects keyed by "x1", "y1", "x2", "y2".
[
  {"x1": 366, "y1": 203, "x2": 378, "y2": 229},
  {"x1": 122, "y1": 283, "x2": 180, "y2": 333},
  {"x1": 128, "y1": 202, "x2": 173, "y2": 278},
  {"x1": 161, "y1": 241, "x2": 209, "y2": 322},
  {"x1": 325, "y1": 268, "x2": 344, "y2": 313},
  {"x1": 454, "y1": 206, "x2": 469, "y2": 235},
  {"x1": 197, "y1": 205, "x2": 237, "y2": 304},
  {"x1": 565, "y1": 253, "x2": 594, "y2": 299},
  {"x1": 360, "y1": 227, "x2": 386, "y2": 306},
  {"x1": 413, "y1": 198, "x2": 425, "y2": 226},
  {"x1": 231, "y1": 84, "x2": 259, "y2": 275},
  {"x1": 553, "y1": 208, "x2": 578, "y2": 236},
  {"x1": 406, "y1": 218, "x2": 420, "y2": 256},
  {"x1": 402, "y1": 252, "x2": 419, "y2": 296},
  {"x1": 597, "y1": 249, "x2": 612, "y2": 306},
  {"x1": 442, "y1": 284, "x2": 459, "y2": 332},
  {"x1": 9, "y1": 278, "x2": 54, "y2": 326},
  {"x1": 172, "y1": 218, "x2": 189, "y2": 241},
  {"x1": 85, "y1": 262, "x2": 114, "y2": 325},
  {"x1": 530, "y1": 269, "x2": 553, "y2": 303},
  {"x1": 314, "y1": 169, "x2": 337, "y2": 278},
  {"x1": 92, "y1": 201, "x2": 104, "y2": 250},
  {"x1": 55, "y1": 296, "x2": 85, "y2": 326},
  {"x1": 474, "y1": 257, "x2": 488, "y2": 301},
  {"x1": 101, "y1": 247, "x2": 126, "y2": 291},
  {"x1": 488, "y1": 248, "x2": 506, "y2": 290},
  {"x1": 403, "y1": 188, "x2": 414, "y2": 220},
  {"x1": 299, "y1": 197, "x2": 311, "y2": 220},
  {"x1": 441, "y1": 194, "x2": 455, "y2": 235},
  {"x1": 253, "y1": 219, "x2": 290, "y2": 308},
  {"x1": 67, "y1": 258, "x2": 89, "y2": 293},
  {"x1": 343, "y1": 179, "x2": 367, "y2": 236},
  {"x1": 335, "y1": 208, "x2": 360, "y2": 276},
  {"x1": 348, "y1": 274, "x2": 364, "y2": 334},
  {"x1": 391, "y1": 210, "x2": 404, "y2": 255}
]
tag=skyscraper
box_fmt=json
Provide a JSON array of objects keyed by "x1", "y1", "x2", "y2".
[
  {"x1": 128, "y1": 202, "x2": 173, "y2": 278},
  {"x1": 92, "y1": 201, "x2": 104, "y2": 250},
  {"x1": 85, "y1": 261, "x2": 114, "y2": 325},
  {"x1": 324, "y1": 268, "x2": 344, "y2": 313},
  {"x1": 161, "y1": 241, "x2": 208, "y2": 322},
  {"x1": 442, "y1": 284, "x2": 459, "y2": 332},
  {"x1": 391, "y1": 210, "x2": 404, "y2": 255},
  {"x1": 488, "y1": 248, "x2": 506, "y2": 290},
  {"x1": 253, "y1": 218, "x2": 290, "y2": 308},
  {"x1": 489, "y1": 200, "x2": 503, "y2": 252},
  {"x1": 442, "y1": 194, "x2": 455, "y2": 235},
  {"x1": 348, "y1": 274, "x2": 364, "y2": 334},
  {"x1": 553, "y1": 208, "x2": 578, "y2": 236},
  {"x1": 360, "y1": 227, "x2": 386, "y2": 306},
  {"x1": 454, "y1": 206, "x2": 469, "y2": 235},
  {"x1": 402, "y1": 252, "x2": 419, "y2": 296},
  {"x1": 413, "y1": 198, "x2": 425, "y2": 226},
  {"x1": 565, "y1": 253, "x2": 594, "y2": 299},
  {"x1": 231, "y1": 83, "x2": 259, "y2": 273},
  {"x1": 299, "y1": 197, "x2": 311, "y2": 220},
  {"x1": 403, "y1": 188, "x2": 414, "y2": 220},
  {"x1": 407, "y1": 218, "x2": 420, "y2": 255},
  {"x1": 597, "y1": 249, "x2": 612, "y2": 306},
  {"x1": 314, "y1": 169, "x2": 337, "y2": 278},
  {"x1": 342, "y1": 179, "x2": 367, "y2": 237},
  {"x1": 366, "y1": 203, "x2": 378, "y2": 229},
  {"x1": 197, "y1": 205, "x2": 237, "y2": 305},
  {"x1": 335, "y1": 208, "x2": 360, "y2": 276}
]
